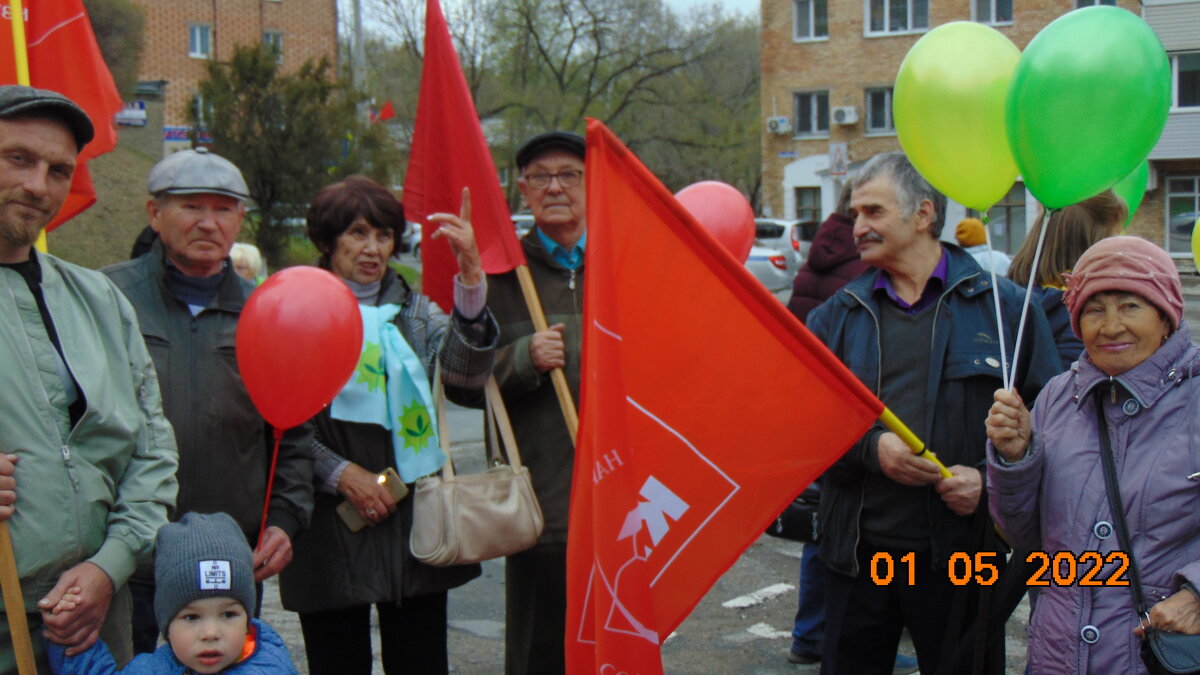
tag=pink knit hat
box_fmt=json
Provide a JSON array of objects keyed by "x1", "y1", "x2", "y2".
[{"x1": 1063, "y1": 236, "x2": 1183, "y2": 338}]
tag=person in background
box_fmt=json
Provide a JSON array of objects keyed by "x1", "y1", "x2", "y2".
[
  {"x1": 0, "y1": 84, "x2": 178, "y2": 672},
  {"x1": 785, "y1": 182, "x2": 917, "y2": 674},
  {"x1": 954, "y1": 218, "x2": 1011, "y2": 277},
  {"x1": 103, "y1": 148, "x2": 314, "y2": 654},
  {"x1": 230, "y1": 242, "x2": 265, "y2": 285},
  {"x1": 279, "y1": 175, "x2": 496, "y2": 675},
  {"x1": 987, "y1": 236, "x2": 1200, "y2": 674},
  {"x1": 806, "y1": 152, "x2": 1059, "y2": 675},
  {"x1": 1008, "y1": 190, "x2": 1126, "y2": 370},
  {"x1": 483, "y1": 131, "x2": 586, "y2": 675}
]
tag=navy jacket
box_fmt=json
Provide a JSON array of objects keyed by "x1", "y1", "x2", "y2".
[{"x1": 807, "y1": 244, "x2": 1060, "y2": 577}]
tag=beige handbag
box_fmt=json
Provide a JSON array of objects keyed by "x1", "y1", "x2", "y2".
[{"x1": 409, "y1": 371, "x2": 544, "y2": 566}]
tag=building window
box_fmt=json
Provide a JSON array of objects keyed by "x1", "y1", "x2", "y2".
[
  {"x1": 263, "y1": 31, "x2": 284, "y2": 62},
  {"x1": 794, "y1": 91, "x2": 829, "y2": 137},
  {"x1": 865, "y1": 88, "x2": 894, "y2": 133},
  {"x1": 795, "y1": 187, "x2": 821, "y2": 222},
  {"x1": 969, "y1": 183, "x2": 1026, "y2": 254},
  {"x1": 188, "y1": 24, "x2": 211, "y2": 59},
  {"x1": 1166, "y1": 176, "x2": 1200, "y2": 255},
  {"x1": 1173, "y1": 52, "x2": 1200, "y2": 109},
  {"x1": 974, "y1": 0, "x2": 1011, "y2": 24},
  {"x1": 866, "y1": 0, "x2": 928, "y2": 34},
  {"x1": 1074, "y1": 0, "x2": 1115, "y2": 7},
  {"x1": 794, "y1": 0, "x2": 828, "y2": 40}
]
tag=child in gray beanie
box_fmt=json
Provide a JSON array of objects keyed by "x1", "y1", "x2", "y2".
[{"x1": 47, "y1": 512, "x2": 297, "y2": 674}]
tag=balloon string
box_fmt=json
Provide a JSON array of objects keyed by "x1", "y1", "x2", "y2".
[
  {"x1": 981, "y1": 212, "x2": 1010, "y2": 388},
  {"x1": 257, "y1": 426, "x2": 284, "y2": 550},
  {"x1": 1006, "y1": 208, "x2": 1052, "y2": 391}
]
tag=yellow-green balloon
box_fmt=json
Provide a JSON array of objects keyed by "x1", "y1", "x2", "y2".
[
  {"x1": 894, "y1": 22, "x2": 1020, "y2": 212},
  {"x1": 1191, "y1": 216, "x2": 1200, "y2": 274},
  {"x1": 1006, "y1": 7, "x2": 1170, "y2": 209}
]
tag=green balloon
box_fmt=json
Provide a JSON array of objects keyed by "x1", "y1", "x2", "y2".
[
  {"x1": 1111, "y1": 160, "x2": 1149, "y2": 230},
  {"x1": 1006, "y1": 7, "x2": 1170, "y2": 209}
]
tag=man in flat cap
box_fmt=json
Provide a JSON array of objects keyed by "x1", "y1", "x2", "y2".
[
  {"x1": 482, "y1": 131, "x2": 586, "y2": 674},
  {"x1": 0, "y1": 84, "x2": 179, "y2": 672},
  {"x1": 102, "y1": 148, "x2": 313, "y2": 654}
]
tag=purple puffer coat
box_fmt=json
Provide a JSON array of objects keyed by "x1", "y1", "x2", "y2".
[{"x1": 988, "y1": 325, "x2": 1200, "y2": 674}]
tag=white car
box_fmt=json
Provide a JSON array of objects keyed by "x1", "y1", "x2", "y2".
[
  {"x1": 744, "y1": 243, "x2": 792, "y2": 292},
  {"x1": 755, "y1": 218, "x2": 818, "y2": 274}
]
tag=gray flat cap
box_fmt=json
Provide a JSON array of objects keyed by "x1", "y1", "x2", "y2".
[
  {"x1": 0, "y1": 85, "x2": 94, "y2": 151},
  {"x1": 516, "y1": 131, "x2": 585, "y2": 170},
  {"x1": 148, "y1": 147, "x2": 250, "y2": 200}
]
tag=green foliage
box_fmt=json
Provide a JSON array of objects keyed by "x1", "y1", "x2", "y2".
[
  {"x1": 83, "y1": 0, "x2": 146, "y2": 96},
  {"x1": 193, "y1": 44, "x2": 401, "y2": 267}
]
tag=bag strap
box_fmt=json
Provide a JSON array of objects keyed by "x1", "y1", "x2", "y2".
[
  {"x1": 1094, "y1": 387, "x2": 1151, "y2": 617},
  {"x1": 486, "y1": 376, "x2": 525, "y2": 470},
  {"x1": 433, "y1": 359, "x2": 456, "y2": 479}
]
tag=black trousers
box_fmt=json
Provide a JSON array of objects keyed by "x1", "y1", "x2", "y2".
[
  {"x1": 505, "y1": 545, "x2": 567, "y2": 675},
  {"x1": 821, "y1": 547, "x2": 957, "y2": 675},
  {"x1": 298, "y1": 592, "x2": 448, "y2": 675}
]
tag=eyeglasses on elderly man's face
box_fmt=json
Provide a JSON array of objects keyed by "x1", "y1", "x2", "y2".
[{"x1": 522, "y1": 170, "x2": 583, "y2": 190}]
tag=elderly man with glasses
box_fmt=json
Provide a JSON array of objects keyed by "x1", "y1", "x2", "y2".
[{"x1": 483, "y1": 131, "x2": 585, "y2": 675}]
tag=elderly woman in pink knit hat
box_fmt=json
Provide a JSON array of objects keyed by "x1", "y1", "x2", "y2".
[{"x1": 985, "y1": 236, "x2": 1200, "y2": 674}]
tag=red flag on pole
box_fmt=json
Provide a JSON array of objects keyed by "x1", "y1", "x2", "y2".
[
  {"x1": 402, "y1": 0, "x2": 522, "y2": 311},
  {"x1": 565, "y1": 120, "x2": 886, "y2": 674},
  {"x1": 0, "y1": 0, "x2": 123, "y2": 231},
  {"x1": 372, "y1": 100, "x2": 395, "y2": 123}
]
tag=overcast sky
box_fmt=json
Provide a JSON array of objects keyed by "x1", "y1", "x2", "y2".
[{"x1": 666, "y1": 0, "x2": 760, "y2": 17}]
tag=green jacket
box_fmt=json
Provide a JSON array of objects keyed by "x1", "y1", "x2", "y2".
[
  {"x1": 0, "y1": 253, "x2": 178, "y2": 610},
  {"x1": 485, "y1": 230, "x2": 582, "y2": 544},
  {"x1": 103, "y1": 242, "x2": 313, "y2": 544}
]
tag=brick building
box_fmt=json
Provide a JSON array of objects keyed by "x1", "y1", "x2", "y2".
[
  {"x1": 760, "y1": 0, "x2": 1198, "y2": 259},
  {"x1": 131, "y1": 0, "x2": 338, "y2": 155}
]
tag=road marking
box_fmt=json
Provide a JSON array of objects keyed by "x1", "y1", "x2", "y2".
[
  {"x1": 746, "y1": 622, "x2": 792, "y2": 639},
  {"x1": 721, "y1": 582, "x2": 795, "y2": 608}
]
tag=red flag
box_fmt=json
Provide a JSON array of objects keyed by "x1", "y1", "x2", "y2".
[
  {"x1": 0, "y1": 0, "x2": 123, "y2": 231},
  {"x1": 402, "y1": 0, "x2": 522, "y2": 311},
  {"x1": 565, "y1": 120, "x2": 885, "y2": 674},
  {"x1": 372, "y1": 100, "x2": 395, "y2": 123}
]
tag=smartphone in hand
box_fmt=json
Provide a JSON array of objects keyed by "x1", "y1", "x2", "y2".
[{"x1": 337, "y1": 467, "x2": 409, "y2": 532}]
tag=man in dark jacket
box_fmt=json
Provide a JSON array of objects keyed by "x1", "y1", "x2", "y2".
[
  {"x1": 486, "y1": 131, "x2": 585, "y2": 675},
  {"x1": 806, "y1": 152, "x2": 1059, "y2": 675},
  {"x1": 102, "y1": 149, "x2": 313, "y2": 654}
]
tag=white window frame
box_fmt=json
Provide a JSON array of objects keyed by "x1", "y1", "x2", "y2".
[
  {"x1": 793, "y1": 90, "x2": 830, "y2": 138},
  {"x1": 865, "y1": 87, "x2": 895, "y2": 135},
  {"x1": 864, "y1": 0, "x2": 929, "y2": 36},
  {"x1": 1172, "y1": 52, "x2": 1200, "y2": 111},
  {"x1": 263, "y1": 31, "x2": 284, "y2": 63},
  {"x1": 972, "y1": 0, "x2": 1012, "y2": 25},
  {"x1": 188, "y1": 24, "x2": 211, "y2": 59},
  {"x1": 1165, "y1": 175, "x2": 1200, "y2": 257},
  {"x1": 1074, "y1": 0, "x2": 1115, "y2": 7},
  {"x1": 793, "y1": 0, "x2": 829, "y2": 41}
]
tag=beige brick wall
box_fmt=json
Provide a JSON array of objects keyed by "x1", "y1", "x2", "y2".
[
  {"x1": 133, "y1": 0, "x2": 338, "y2": 130},
  {"x1": 761, "y1": 0, "x2": 1149, "y2": 230}
]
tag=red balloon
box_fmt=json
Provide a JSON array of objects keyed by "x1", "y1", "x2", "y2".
[
  {"x1": 237, "y1": 266, "x2": 362, "y2": 430},
  {"x1": 675, "y1": 181, "x2": 756, "y2": 262}
]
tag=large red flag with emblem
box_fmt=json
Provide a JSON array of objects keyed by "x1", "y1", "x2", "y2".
[
  {"x1": 565, "y1": 120, "x2": 886, "y2": 674},
  {"x1": 402, "y1": 0, "x2": 522, "y2": 312},
  {"x1": 0, "y1": 0, "x2": 123, "y2": 231}
]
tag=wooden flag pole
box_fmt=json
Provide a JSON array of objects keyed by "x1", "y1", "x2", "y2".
[
  {"x1": 515, "y1": 265, "x2": 579, "y2": 446},
  {"x1": 4, "y1": 3, "x2": 43, "y2": 673}
]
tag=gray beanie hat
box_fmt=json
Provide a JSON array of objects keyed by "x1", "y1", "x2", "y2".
[{"x1": 154, "y1": 512, "x2": 255, "y2": 636}]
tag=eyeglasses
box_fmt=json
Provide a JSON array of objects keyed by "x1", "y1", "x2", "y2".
[{"x1": 522, "y1": 170, "x2": 583, "y2": 190}]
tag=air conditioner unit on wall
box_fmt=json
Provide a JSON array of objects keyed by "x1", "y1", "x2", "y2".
[
  {"x1": 766, "y1": 116, "x2": 793, "y2": 135},
  {"x1": 832, "y1": 106, "x2": 859, "y2": 125}
]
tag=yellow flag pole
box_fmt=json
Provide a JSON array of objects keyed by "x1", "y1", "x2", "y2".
[
  {"x1": 515, "y1": 265, "x2": 579, "y2": 446},
  {"x1": 4, "y1": 2, "x2": 42, "y2": 673},
  {"x1": 878, "y1": 408, "x2": 954, "y2": 479}
]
